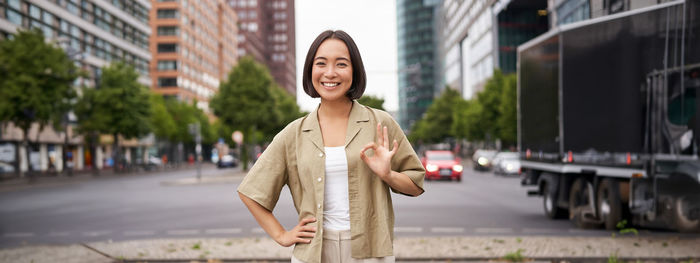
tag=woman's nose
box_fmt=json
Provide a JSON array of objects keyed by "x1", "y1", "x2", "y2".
[{"x1": 323, "y1": 66, "x2": 338, "y2": 77}]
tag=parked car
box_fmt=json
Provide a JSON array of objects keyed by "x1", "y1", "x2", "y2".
[
  {"x1": 421, "y1": 150, "x2": 463, "y2": 181},
  {"x1": 492, "y1": 152, "x2": 520, "y2": 175},
  {"x1": 472, "y1": 149, "x2": 497, "y2": 171},
  {"x1": 217, "y1": 154, "x2": 238, "y2": 168},
  {"x1": 143, "y1": 156, "x2": 163, "y2": 171}
]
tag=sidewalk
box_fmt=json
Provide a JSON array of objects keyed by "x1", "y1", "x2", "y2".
[
  {"x1": 0, "y1": 163, "x2": 225, "y2": 193},
  {"x1": 1, "y1": 235, "x2": 698, "y2": 263}
]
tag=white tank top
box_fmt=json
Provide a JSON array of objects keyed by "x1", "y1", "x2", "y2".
[{"x1": 323, "y1": 146, "x2": 351, "y2": 231}]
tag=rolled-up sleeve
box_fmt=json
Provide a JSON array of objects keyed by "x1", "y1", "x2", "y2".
[
  {"x1": 388, "y1": 118, "x2": 425, "y2": 195},
  {"x1": 237, "y1": 132, "x2": 288, "y2": 211}
]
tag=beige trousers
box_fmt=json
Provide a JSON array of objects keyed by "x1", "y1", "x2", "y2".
[{"x1": 291, "y1": 229, "x2": 395, "y2": 263}]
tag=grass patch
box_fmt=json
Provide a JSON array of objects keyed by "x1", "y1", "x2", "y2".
[
  {"x1": 191, "y1": 242, "x2": 201, "y2": 250},
  {"x1": 502, "y1": 249, "x2": 526, "y2": 262}
]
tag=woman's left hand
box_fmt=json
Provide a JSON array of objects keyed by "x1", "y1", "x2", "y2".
[{"x1": 360, "y1": 123, "x2": 398, "y2": 180}]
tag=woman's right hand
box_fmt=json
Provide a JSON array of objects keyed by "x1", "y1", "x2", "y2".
[{"x1": 275, "y1": 217, "x2": 317, "y2": 247}]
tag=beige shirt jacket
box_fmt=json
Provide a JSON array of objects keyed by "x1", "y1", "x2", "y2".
[{"x1": 237, "y1": 100, "x2": 425, "y2": 263}]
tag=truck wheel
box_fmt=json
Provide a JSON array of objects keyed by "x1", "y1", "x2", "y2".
[
  {"x1": 543, "y1": 182, "x2": 566, "y2": 219},
  {"x1": 597, "y1": 178, "x2": 623, "y2": 231},
  {"x1": 672, "y1": 196, "x2": 700, "y2": 233},
  {"x1": 569, "y1": 177, "x2": 600, "y2": 229}
]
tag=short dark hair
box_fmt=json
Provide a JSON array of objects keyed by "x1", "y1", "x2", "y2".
[{"x1": 302, "y1": 30, "x2": 366, "y2": 99}]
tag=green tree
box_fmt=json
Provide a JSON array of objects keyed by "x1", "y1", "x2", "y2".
[
  {"x1": 268, "y1": 84, "x2": 304, "y2": 141},
  {"x1": 476, "y1": 69, "x2": 505, "y2": 143},
  {"x1": 76, "y1": 61, "x2": 151, "y2": 172},
  {"x1": 498, "y1": 73, "x2": 517, "y2": 146},
  {"x1": 409, "y1": 88, "x2": 462, "y2": 143},
  {"x1": 210, "y1": 56, "x2": 279, "y2": 170},
  {"x1": 0, "y1": 29, "x2": 80, "y2": 176},
  {"x1": 358, "y1": 95, "x2": 385, "y2": 110},
  {"x1": 75, "y1": 87, "x2": 107, "y2": 174},
  {"x1": 149, "y1": 94, "x2": 176, "y2": 141}
]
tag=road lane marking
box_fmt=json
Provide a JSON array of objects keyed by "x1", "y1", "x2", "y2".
[
  {"x1": 3, "y1": 232, "x2": 35, "y2": 238},
  {"x1": 167, "y1": 229, "x2": 199, "y2": 235},
  {"x1": 475, "y1": 228, "x2": 513, "y2": 234},
  {"x1": 251, "y1": 228, "x2": 265, "y2": 234},
  {"x1": 123, "y1": 230, "x2": 156, "y2": 236},
  {"x1": 430, "y1": 227, "x2": 465, "y2": 233},
  {"x1": 394, "y1": 227, "x2": 423, "y2": 233},
  {"x1": 205, "y1": 228, "x2": 241, "y2": 234},
  {"x1": 48, "y1": 232, "x2": 70, "y2": 237},
  {"x1": 83, "y1": 231, "x2": 111, "y2": 237},
  {"x1": 522, "y1": 228, "x2": 558, "y2": 234}
]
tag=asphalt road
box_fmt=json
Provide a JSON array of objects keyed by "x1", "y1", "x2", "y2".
[{"x1": 0, "y1": 163, "x2": 693, "y2": 248}]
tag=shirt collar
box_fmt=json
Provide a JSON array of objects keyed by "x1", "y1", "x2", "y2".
[{"x1": 302, "y1": 100, "x2": 370, "y2": 150}]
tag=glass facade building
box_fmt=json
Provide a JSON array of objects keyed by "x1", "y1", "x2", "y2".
[
  {"x1": 397, "y1": 0, "x2": 439, "y2": 132},
  {"x1": 0, "y1": 0, "x2": 151, "y2": 81}
]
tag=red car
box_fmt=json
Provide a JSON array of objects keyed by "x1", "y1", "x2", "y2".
[{"x1": 421, "y1": 151, "x2": 463, "y2": 181}]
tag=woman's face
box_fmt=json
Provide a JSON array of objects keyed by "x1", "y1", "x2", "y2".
[{"x1": 311, "y1": 38, "x2": 353, "y2": 102}]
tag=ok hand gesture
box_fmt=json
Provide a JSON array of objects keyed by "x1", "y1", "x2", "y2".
[{"x1": 360, "y1": 123, "x2": 398, "y2": 180}]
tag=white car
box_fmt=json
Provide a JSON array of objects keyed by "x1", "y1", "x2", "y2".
[{"x1": 492, "y1": 152, "x2": 520, "y2": 175}]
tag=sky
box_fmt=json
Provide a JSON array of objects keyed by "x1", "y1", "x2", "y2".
[{"x1": 294, "y1": 0, "x2": 399, "y2": 113}]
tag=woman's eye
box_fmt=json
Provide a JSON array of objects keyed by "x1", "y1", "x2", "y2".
[
  {"x1": 338, "y1": 63, "x2": 348, "y2": 67},
  {"x1": 315, "y1": 62, "x2": 325, "y2": 66}
]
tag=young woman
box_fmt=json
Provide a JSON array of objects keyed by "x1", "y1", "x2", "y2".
[{"x1": 238, "y1": 30, "x2": 425, "y2": 263}]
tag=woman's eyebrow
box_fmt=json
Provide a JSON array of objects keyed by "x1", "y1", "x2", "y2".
[{"x1": 314, "y1": 56, "x2": 327, "y2": 61}]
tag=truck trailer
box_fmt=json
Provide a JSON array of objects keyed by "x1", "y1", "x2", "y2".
[{"x1": 517, "y1": 0, "x2": 700, "y2": 232}]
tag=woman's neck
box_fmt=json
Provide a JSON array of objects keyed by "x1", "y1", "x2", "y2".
[{"x1": 318, "y1": 98, "x2": 352, "y2": 120}]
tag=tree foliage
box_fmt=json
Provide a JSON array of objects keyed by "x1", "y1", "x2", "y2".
[
  {"x1": 75, "y1": 61, "x2": 151, "y2": 171},
  {"x1": 0, "y1": 29, "x2": 80, "y2": 174},
  {"x1": 162, "y1": 98, "x2": 216, "y2": 145},
  {"x1": 210, "y1": 56, "x2": 303, "y2": 169},
  {"x1": 148, "y1": 94, "x2": 176, "y2": 141},
  {"x1": 409, "y1": 69, "x2": 517, "y2": 147},
  {"x1": 0, "y1": 29, "x2": 79, "y2": 136},
  {"x1": 409, "y1": 88, "x2": 461, "y2": 143},
  {"x1": 358, "y1": 95, "x2": 385, "y2": 110}
]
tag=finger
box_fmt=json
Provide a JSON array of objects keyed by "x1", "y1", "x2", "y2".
[
  {"x1": 297, "y1": 231, "x2": 316, "y2": 238},
  {"x1": 299, "y1": 217, "x2": 316, "y2": 226},
  {"x1": 383, "y1": 126, "x2": 389, "y2": 148},
  {"x1": 300, "y1": 225, "x2": 317, "y2": 232},
  {"x1": 390, "y1": 139, "x2": 398, "y2": 155},
  {"x1": 296, "y1": 237, "x2": 313, "y2": 244},
  {"x1": 376, "y1": 123, "x2": 383, "y2": 146},
  {"x1": 360, "y1": 142, "x2": 377, "y2": 154}
]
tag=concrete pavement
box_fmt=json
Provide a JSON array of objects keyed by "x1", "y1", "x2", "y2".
[{"x1": 1, "y1": 234, "x2": 699, "y2": 262}]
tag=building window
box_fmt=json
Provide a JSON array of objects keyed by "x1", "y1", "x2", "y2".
[
  {"x1": 158, "y1": 77, "x2": 177, "y2": 87},
  {"x1": 248, "y1": 22, "x2": 257, "y2": 32},
  {"x1": 6, "y1": 10, "x2": 22, "y2": 25},
  {"x1": 157, "y1": 26, "x2": 179, "y2": 36},
  {"x1": 157, "y1": 9, "x2": 179, "y2": 18},
  {"x1": 157, "y1": 43, "x2": 178, "y2": 53},
  {"x1": 8, "y1": 0, "x2": 21, "y2": 9},
  {"x1": 29, "y1": 5, "x2": 41, "y2": 19},
  {"x1": 157, "y1": 60, "x2": 178, "y2": 70}
]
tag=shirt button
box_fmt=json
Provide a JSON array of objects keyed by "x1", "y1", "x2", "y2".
[
  {"x1": 317, "y1": 177, "x2": 322, "y2": 182},
  {"x1": 317, "y1": 204, "x2": 321, "y2": 209},
  {"x1": 319, "y1": 152, "x2": 324, "y2": 157}
]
